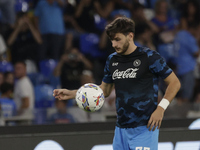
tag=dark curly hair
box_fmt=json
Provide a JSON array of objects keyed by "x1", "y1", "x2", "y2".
[{"x1": 105, "y1": 17, "x2": 135, "y2": 40}]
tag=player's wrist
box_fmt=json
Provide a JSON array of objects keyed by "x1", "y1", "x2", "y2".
[
  {"x1": 158, "y1": 98, "x2": 170, "y2": 110},
  {"x1": 71, "y1": 90, "x2": 78, "y2": 99}
]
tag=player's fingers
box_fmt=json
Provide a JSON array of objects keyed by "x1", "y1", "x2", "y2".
[
  {"x1": 53, "y1": 90, "x2": 56, "y2": 95},
  {"x1": 57, "y1": 90, "x2": 63, "y2": 95},
  {"x1": 158, "y1": 120, "x2": 162, "y2": 129},
  {"x1": 53, "y1": 89, "x2": 58, "y2": 96},
  {"x1": 53, "y1": 89, "x2": 58, "y2": 93},
  {"x1": 58, "y1": 96, "x2": 64, "y2": 101},
  {"x1": 58, "y1": 95, "x2": 69, "y2": 101},
  {"x1": 153, "y1": 121, "x2": 158, "y2": 131},
  {"x1": 147, "y1": 118, "x2": 152, "y2": 128},
  {"x1": 55, "y1": 96, "x2": 60, "y2": 99},
  {"x1": 149, "y1": 120, "x2": 155, "y2": 131}
]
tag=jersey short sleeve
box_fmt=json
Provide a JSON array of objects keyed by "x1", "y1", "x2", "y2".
[
  {"x1": 102, "y1": 54, "x2": 115, "y2": 83},
  {"x1": 147, "y1": 50, "x2": 172, "y2": 79}
]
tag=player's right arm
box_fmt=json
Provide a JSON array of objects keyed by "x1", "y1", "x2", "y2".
[
  {"x1": 54, "y1": 52, "x2": 114, "y2": 100},
  {"x1": 53, "y1": 81, "x2": 113, "y2": 101},
  {"x1": 53, "y1": 89, "x2": 77, "y2": 101},
  {"x1": 100, "y1": 81, "x2": 114, "y2": 98}
]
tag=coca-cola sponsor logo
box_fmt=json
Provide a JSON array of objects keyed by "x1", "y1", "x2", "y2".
[{"x1": 112, "y1": 68, "x2": 139, "y2": 80}]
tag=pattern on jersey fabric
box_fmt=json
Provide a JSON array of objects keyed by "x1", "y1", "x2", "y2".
[{"x1": 103, "y1": 47, "x2": 172, "y2": 128}]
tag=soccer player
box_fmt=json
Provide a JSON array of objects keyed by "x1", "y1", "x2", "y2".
[{"x1": 53, "y1": 17, "x2": 181, "y2": 150}]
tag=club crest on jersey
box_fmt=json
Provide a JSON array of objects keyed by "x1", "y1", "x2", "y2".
[
  {"x1": 133, "y1": 59, "x2": 141, "y2": 67},
  {"x1": 112, "y1": 68, "x2": 139, "y2": 80}
]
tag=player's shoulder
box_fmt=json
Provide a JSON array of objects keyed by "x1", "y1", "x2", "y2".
[
  {"x1": 138, "y1": 47, "x2": 158, "y2": 57},
  {"x1": 107, "y1": 52, "x2": 118, "y2": 60},
  {"x1": 108, "y1": 52, "x2": 118, "y2": 57}
]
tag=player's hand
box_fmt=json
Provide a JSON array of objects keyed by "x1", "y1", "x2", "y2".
[
  {"x1": 53, "y1": 89, "x2": 76, "y2": 100},
  {"x1": 147, "y1": 106, "x2": 164, "y2": 131}
]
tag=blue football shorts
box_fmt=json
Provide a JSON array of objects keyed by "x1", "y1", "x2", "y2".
[{"x1": 113, "y1": 125, "x2": 159, "y2": 150}]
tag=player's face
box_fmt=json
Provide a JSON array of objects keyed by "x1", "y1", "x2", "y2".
[{"x1": 111, "y1": 33, "x2": 130, "y2": 55}]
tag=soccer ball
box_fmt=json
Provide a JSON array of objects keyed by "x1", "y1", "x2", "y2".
[{"x1": 75, "y1": 83, "x2": 105, "y2": 112}]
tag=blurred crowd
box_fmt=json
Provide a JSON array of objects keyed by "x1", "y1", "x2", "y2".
[{"x1": 0, "y1": 0, "x2": 200, "y2": 126}]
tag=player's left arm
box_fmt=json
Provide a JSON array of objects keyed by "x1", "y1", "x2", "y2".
[
  {"x1": 162, "y1": 72, "x2": 181, "y2": 103},
  {"x1": 147, "y1": 72, "x2": 181, "y2": 131}
]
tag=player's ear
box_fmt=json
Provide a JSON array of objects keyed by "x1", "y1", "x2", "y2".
[{"x1": 128, "y1": 32, "x2": 134, "y2": 41}]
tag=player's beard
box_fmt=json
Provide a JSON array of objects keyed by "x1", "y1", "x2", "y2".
[{"x1": 116, "y1": 39, "x2": 129, "y2": 55}]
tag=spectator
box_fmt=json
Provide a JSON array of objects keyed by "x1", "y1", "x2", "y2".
[
  {"x1": 63, "y1": 1, "x2": 82, "y2": 51},
  {"x1": 131, "y1": 2, "x2": 159, "y2": 33},
  {"x1": 94, "y1": 0, "x2": 114, "y2": 19},
  {"x1": 112, "y1": 0, "x2": 133, "y2": 11},
  {"x1": 0, "y1": 72, "x2": 4, "y2": 87},
  {"x1": 151, "y1": 0, "x2": 179, "y2": 45},
  {"x1": 0, "y1": 33, "x2": 7, "y2": 56},
  {"x1": 173, "y1": 22, "x2": 200, "y2": 103},
  {"x1": 48, "y1": 98, "x2": 75, "y2": 124},
  {"x1": 64, "y1": 0, "x2": 114, "y2": 51},
  {"x1": 4, "y1": 71, "x2": 14, "y2": 84},
  {"x1": 64, "y1": 0, "x2": 97, "y2": 51},
  {"x1": 98, "y1": 29, "x2": 114, "y2": 56},
  {"x1": 74, "y1": 0, "x2": 96, "y2": 33},
  {"x1": 34, "y1": 0, "x2": 65, "y2": 60},
  {"x1": 0, "y1": 0, "x2": 15, "y2": 36},
  {"x1": 135, "y1": 22, "x2": 156, "y2": 50},
  {"x1": 109, "y1": 0, "x2": 133, "y2": 20},
  {"x1": 93, "y1": 0, "x2": 114, "y2": 34},
  {"x1": 53, "y1": 48, "x2": 93, "y2": 89},
  {"x1": 14, "y1": 61, "x2": 34, "y2": 118},
  {"x1": 152, "y1": 0, "x2": 178, "y2": 31},
  {"x1": 6, "y1": 12, "x2": 42, "y2": 64},
  {"x1": 80, "y1": 70, "x2": 95, "y2": 85},
  {"x1": 179, "y1": 0, "x2": 200, "y2": 30},
  {"x1": 0, "y1": 82, "x2": 16, "y2": 118}
]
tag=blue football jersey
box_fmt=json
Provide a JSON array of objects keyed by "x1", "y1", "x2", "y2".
[
  {"x1": 103, "y1": 47, "x2": 172, "y2": 128},
  {"x1": 0, "y1": 98, "x2": 16, "y2": 117}
]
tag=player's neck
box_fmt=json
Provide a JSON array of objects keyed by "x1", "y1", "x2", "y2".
[{"x1": 124, "y1": 42, "x2": 137, "y2": 55}]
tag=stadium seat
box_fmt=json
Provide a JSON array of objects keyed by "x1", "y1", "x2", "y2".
[
  {"x1": 34, "y1": 84, "x2": 55, "y2": 124},
  {"x1": 110, "y1": 9, "x2": 131, "y2": 18},
  {"x1": 15, "y1": 0, "x2": 29, "y2": 12},
  {"x1": 0, "y1": 61, "x2": 14, "y2": 72},
  {"x1": 33, "y1": 108, "x2": 47, "y2": 125},
  {"x1": 49, "y1": 74, "x2": 61, "y2": 89},
  {"x1": 94, "y1": 14, "x2": 107, "y2": 32},
  {"x1": 39, "y1": 59, "x2": 58, "y2": 78},
  {"x1": 27, "y1": 72, "x2": 46, "y2": 86},
  {"x1": 34, "y1": 84, "x2": 55, "y2": 108},
  {"x1": 80, "y1": 33, "x2": 106, "y2": 58}
]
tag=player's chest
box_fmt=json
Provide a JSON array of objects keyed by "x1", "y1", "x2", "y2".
[{"x1": 109, "y1": 56, "x2": 149, "y2": 81}]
